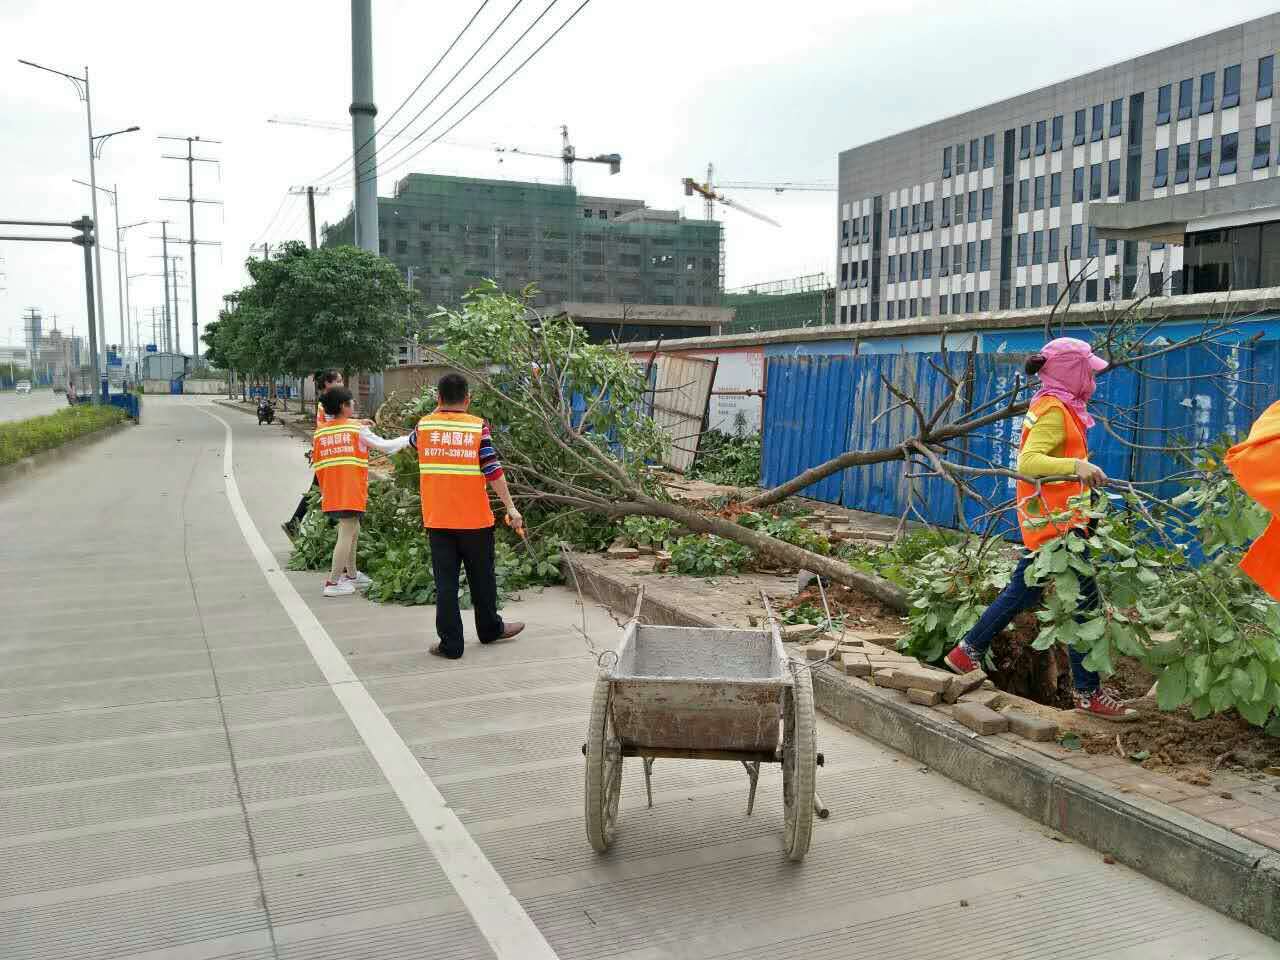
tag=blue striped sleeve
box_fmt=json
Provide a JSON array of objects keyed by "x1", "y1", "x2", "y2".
[{"x1": 479, "y1": 423, "x2": 503, "y2": 480}]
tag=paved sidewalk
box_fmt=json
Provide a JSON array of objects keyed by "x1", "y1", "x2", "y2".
[{"x1": 1, "y1": 396, "x2": 1275, "y2": 959}]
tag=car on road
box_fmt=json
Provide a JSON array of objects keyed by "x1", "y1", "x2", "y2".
[{"x1": 15, "y1": 380, "x2": 31, "y2": 394}]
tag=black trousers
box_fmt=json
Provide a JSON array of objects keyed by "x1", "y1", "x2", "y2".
[
  {"x1": 428, "y1": 526, "x2": 504, "y2": 658},
  {"x1": 290, "y1": 475, "x2": 319, "y2": 525}
]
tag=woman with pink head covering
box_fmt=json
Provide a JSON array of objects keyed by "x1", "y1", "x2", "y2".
[{"x1": 944, "y1": 337, "x2": 1137, "y2": 721}]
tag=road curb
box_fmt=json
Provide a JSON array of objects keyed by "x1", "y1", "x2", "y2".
[
  {"x1": 213, "y1": 399, "x2": 312, "y2": 440},
  {"x1": 564, "y1": 555, "x2": 1280, "y2": 941},
  {"x1": 0, "y1": 419, "x2": 132, "y2": 489}
]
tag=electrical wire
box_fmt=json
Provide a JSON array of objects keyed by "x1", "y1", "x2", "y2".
[
  {"x1": 308, "y1": 0, "x2": 495, "y2": 185},
  {"x1": 321, "y1": 0, "x2": 533, "y2": 188},
  {"x1": 361, "y1": 0, "x2": 594, "y2": 188},
  {"x1": 251, "y1": 191, "x2": 292, "y2": 245}
]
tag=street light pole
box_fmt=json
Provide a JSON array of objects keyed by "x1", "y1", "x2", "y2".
[{"x1": 72, "y1": 179, "x2": 131, "y2": 363}]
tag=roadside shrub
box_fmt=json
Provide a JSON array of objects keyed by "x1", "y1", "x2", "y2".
[
  {"x1": 0, "y1": 405, "x2": 126, "y2": 466},
  {"x1": 670, "y1": 534, "x2": 753, "y2": 576},
  {"x1": 688, "y1": 428, "x2": 762, "y2": 486}
]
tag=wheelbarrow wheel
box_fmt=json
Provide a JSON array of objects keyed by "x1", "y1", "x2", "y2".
[
  {"x1": 585, "y1": 677, "x2": 622, "y2": 852},
  {"x1": 781, "y1": 663, "x2": 816, "y2": 862}
]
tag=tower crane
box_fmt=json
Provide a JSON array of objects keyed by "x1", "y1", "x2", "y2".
[
  {"x1": 717, "y1": 180, "x2": 836, "y2": 193},
  {"x1": 682, "y1": 164, "x2": 782, "y2": 227},
  {"x1": 496, "y1": 125, "x2": 620, "y2": 186}
]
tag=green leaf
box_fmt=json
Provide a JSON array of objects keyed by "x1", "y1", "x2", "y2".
[
  {"x1": 1231, "y1": 667, "x2": 1254, "y2": 700},
  {"x1": 1082, "y1": 636, "x2": 1114, "y2": 676},
  {"x1": 1190, "y1": 695, "x2": 1213, "y2": 720},
  {"x1": 1209, "y1": 682, "x2": 1235, "y2": 712},
  {"x1": 1237, "y1": 698, "x2": 1270, "y2": 727},
  {"x1": 1076, "y1": 618, "x2": 1106, "y2": 643},
  {"x1": 1156, "y1": 662, "x2": 1188, "y2": 711},
  {"x1": 1059, "y1": 732, "x2": 1082, "y2": 751},
  {"x1": 1129, "y1": 749, "x2": 1151, "y2": 762}
]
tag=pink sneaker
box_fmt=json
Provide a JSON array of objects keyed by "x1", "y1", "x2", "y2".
[
  {"x1": 1075, "y1": 688, "x2": 1139, "y2": 722},
  {"x1": 944, "y1": 642, "x2": 981, "y2": 674}
]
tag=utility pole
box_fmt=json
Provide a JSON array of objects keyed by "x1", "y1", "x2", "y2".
[
  {"x1": 351, "y1": 0, "x2": 382, "y2": 409},
  {"x1": 288, "y1": 186, "x2": 331, "y2": 249},
  {"x1": 160, "y1": 135, "x2": 221, "y2": 361},
  {"x1": 160, "y1": 223, "x2": 171, "y2": 350}
]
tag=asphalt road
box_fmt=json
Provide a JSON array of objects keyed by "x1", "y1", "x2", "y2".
[
  {"x1": 1, "y1": 394, "x2": 1275, "y2": 960},
  {"x1": 0, "y1": 387, "x2": 66, "y2": 423}
]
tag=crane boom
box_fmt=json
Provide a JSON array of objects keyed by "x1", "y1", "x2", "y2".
[
  {"x1": 717, "y1": 180, "x2": 836, "y2": 193},
  {"x1": 682, "y1": 178, "x2": 781, "y2": 227}
]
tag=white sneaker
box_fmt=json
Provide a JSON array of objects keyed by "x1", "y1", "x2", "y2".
[
  {"x1": 323, "y1": 578, "x2": 355, "y2": 598},
  {"x1": 343, "y1": 570, "x2": 372, "y2": 591}
]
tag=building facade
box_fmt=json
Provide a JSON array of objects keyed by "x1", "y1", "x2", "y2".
[
  {"x1": 324, "y1": 173, "x2": 723, "y2": 313},
  {"x1": 837, "y1": 14, "x2": 1280, "y2": 323}
]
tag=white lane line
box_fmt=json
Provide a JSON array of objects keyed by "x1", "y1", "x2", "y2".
[{"x1": 202, "y1": 409, "x2": 560, "y2": 960}]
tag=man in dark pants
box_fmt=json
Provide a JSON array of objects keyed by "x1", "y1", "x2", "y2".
[{"x1": 412, "y1": 374, "x2": 524, "y2": 659}]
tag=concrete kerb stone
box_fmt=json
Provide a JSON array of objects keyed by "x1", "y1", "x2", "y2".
[
  {"x1": 213, "y1": 398, "x2": 312, "y2": 441},
  {"x1": 0, "y1": 419, "x2": 133, "y2": 489},
  {"x1": 561, "y1": 555, "x2": 1280, "y2": 941}
]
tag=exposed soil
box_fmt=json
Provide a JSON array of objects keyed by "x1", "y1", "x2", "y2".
[
  {"x1": 776, "y1": 584, "x2": 906, "y2": 638},
  {"x1": 987, "y1": 614, "x2": 1075, "y2": 709}
]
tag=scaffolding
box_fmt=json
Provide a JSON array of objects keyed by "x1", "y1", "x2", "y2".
[
  {"x1": 722, "y1": 274, "x2": 835, "y2": 333},
  {"x1": 323, "y1": 173, "x2": 723, "y2": 312}
]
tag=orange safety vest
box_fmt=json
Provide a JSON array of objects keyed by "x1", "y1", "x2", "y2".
[
  {"x1": 1016, "y1": 396, "x2": 1090, "y2": 551},
  {"x1": 1226, "y1": 400, "x2": 1280, "y2": 600},
  {"x1": 417, "y1": 410, "x2": 494, "y2": 530},
  {"x1": 312, "y1": 419, "x2": 369, "y2": 513}
]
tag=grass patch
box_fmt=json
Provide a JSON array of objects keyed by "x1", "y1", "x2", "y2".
[{"x1": 0, "y1": 405, "x2": 127, "y2": 466}]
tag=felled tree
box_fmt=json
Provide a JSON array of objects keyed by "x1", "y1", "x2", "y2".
[{"x1": 426, "y1": 284, "x2": 909, "y2": 610}]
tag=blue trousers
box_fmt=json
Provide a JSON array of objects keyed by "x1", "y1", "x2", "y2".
[{"x1": 961, "y1": 552, "x2": 1100, "y2": 693}]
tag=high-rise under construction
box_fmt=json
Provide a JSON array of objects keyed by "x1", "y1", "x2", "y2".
[{"x1": 323, "y1": 173, "x2": 723, "y2": 311}]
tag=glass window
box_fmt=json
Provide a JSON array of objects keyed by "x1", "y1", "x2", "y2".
[
  {"x1": 1089, "y1": 162, "x2": 1102, "y2": 200},
  {"x1": 1128, "y1": 92, "x2": 1144, "y2": 146},
  {"x1": 1086, "y1": 278, "x2": 1098, "y2": 302},
  {"x1": 980, "y1": 238, "x2": 991, "y2": 271},
  {"x1": 1178, "y1": 78, "x2": 1194, "y2": 119},
  {"x1": 887, "y1": 209, "x2": 896, "y2": 236},
  {"x1": 922, "y1": 297, "x2": 931, "y2": 317},
  {"x1": 1260, "y1": 55, "x2": 1274, "y2": 100},
  {"x1": 969, "y1": 138, "x2": 980, "y2": 169},
  {"x1": 954, "y1": 192, "x2": 964, "y2": 221},
  {"x1": 1051, "y1": 114, "x2": 1063, "y2": 151},
  {"x1": 1072, "y1": 167, "x2": 1084, "y2": 202},
  {"x1": 1035, "y1": 119, "x2": 1047, "y2": 155},
  {"x1": 900, "y1": 255, "x2": 908, "y2": 282},
  {"x1": 954, "y1": 141, "x2": 966, "y2": 173},
  {"x1": 1019, "y1": 124, "x2": 1031, "y2": 159},
  {"x1": 1031, "y1": 285, "x2": 1043, "y2": 307},
  {"x1": 1017, "y1": 233, "x2": 1028, "y2": 266},
  {"x1": 887, "y1": 254, "x2": 895, "y2": 278},
  {"x1": 967, "y1": 190, "x2": 978, "y2": 223},
  {"x1": 1153, "y1": 147, "x2": 1169, "y2": 187},
  {"x1": 941, "y1": 196, "x2": 951, "y2": 226},
  {"x1": 1048, "y1": 227, "x2": 1059, "y2": 263},
  {"x1": 840, "y1": 262, "x2": 849, "y2": 285},
  {"x1": 1070, "y1": 223, "x2": 1082, "y2": 258},
  {"x1": 1016, "y1": 286, "x2": 1027, "y2": 308},
  {"x1": 981, "y1": 187, "x2": 993, "y2": 220},
  {"x1": 965, "y1": 240, "x2": 976, "y2": 272},
  {"x1": 983, "y1": 133, "x2": 995, "y2": 168},
  {"x1": 979, "y1": 290, "x2": 991, "y2": 311},
  {"x1": 1199, "y1": 71, "x2": 1215, "y2": 114},
  {"x1": 942, "y1": 145, "x2": 952, "y2": 177},
  {"x1": 1223, "y1": 64, "x2": 1241, "y2": 109},
  {"x1": 1107, "y1": 158, "x2": 1121, "y2": 197},
  {"x1": 922, "y1": 249, "x2": 932, "y2": 279},
  {"x1": 1018, "y1": 179, "x2": 1029, "y2": 212},
  {"x1": 923, "y1": 200, "x2": 933, "y2": 229},
  {"x1": 1175, "y1": 142, "x2": 1191, "y2": 183},
  {"x1": 1106, "y1": 238, "x2": 1117, "y2": 256},
  {"x1": 1034, "y1": 175, "x2": 1045, "y2": 209},
  {"x1": 939, "y1": 245, "x2": 949, "y2": 275},
  {"x1": 1196, "y1": 137, "x2": 1213, "y2": 179},
  {"x1": 1157, "y1": 83, "x2": 1172, "y2": 124},
  {"x1": 1221, "y1": 132, "x2": 1238, "y2": 175},
  {"x1": 909, "y1": 299, "x2": 918, "y2": 318},
  {"x1": 1032, "y1": 230, "x2": 1044, "y2": 264},
  {"x1": 1087, "y1": 225, "x2": 1098, "y2": 256},
  {"x1": 1109, "y1": 98, "x2": 1123, "y2": 137},
  {"x1": 1254, "y1": 125, "x2": 1272, "y2": 169},
  {"x1": 965, "y1": 292, "x2": 974, "y2": 312},
  {"x1": 1091, "y1": 103, "x2": 1104, "y2": 141},
  {"x1": 912, "y1": 203, "x2": 921, "y2": 232},
  {"x1": 862, "y1": 214, "x2": 869, "y2": 236},
  {"x1": 1073, "y1": 108, "x2": 1086, "y2": 146},
  {"x1": 887, "y1": 301, "x2": 894, "y2": 321},
  {"x1": 910, "y1": 251, "x2": 919, "y2": 280},
  {"x1": 1050, "y1": 172, "x2": 1061, "y2": 207},
  {"x1": 1150, "y1": 270, "x2": 1164, "y2": 297}
]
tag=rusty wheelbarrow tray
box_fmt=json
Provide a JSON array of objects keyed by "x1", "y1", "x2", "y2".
[{"x1": 583, "y1": 589, "x2": 820, "y2": 861}]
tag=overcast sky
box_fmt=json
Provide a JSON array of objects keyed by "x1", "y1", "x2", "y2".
[{"x1": 2, "y1": 0, "x2": 1275, "y2": 354}]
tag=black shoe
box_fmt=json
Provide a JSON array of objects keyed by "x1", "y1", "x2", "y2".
[{"x1": 282, "y1": 520, "x2": 299, "y2": 540}]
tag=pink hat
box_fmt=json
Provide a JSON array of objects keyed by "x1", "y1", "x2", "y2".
[{"x1": 1039, "y1": 336, "x2": 1108, "y2": 372}]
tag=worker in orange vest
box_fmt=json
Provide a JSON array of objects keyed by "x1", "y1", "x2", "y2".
[
  {"x1": 411, "y1": 373, "x2": 525, "y2": 659},
  {"x1": 1226, "y1": 399, "x2": 1280, "y2": 600},
  {"x1": 945, "y1": 337, "x2": 1137, "y2": 721},
  {"x1": 283, "y1": 369, "x2": 345, "y2": 539},
  {"x1": 312, "y1": 386, "x2": 412, "y2": 597}
]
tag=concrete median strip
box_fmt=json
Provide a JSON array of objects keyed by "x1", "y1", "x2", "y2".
[{"x1": 564, "y1": 554, "x2": 1280, "y2": 941}]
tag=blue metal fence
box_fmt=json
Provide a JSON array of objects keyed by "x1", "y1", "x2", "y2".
[{"x1": 761, "y1": 355, "x2": 854, "y2": 503}]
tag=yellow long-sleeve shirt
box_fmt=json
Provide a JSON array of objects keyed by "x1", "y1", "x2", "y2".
[{"x1": 1017, "y1": 406, "x2": 1080, "y2": 477}]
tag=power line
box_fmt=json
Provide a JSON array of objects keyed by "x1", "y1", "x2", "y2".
[
  {"x1": 252, "y1": 191, "x2": 292, "y2": 245},
  {"x1": 322, "y1": 0, "x2": 535, "y2": 188},
  {"x1": 308, "y1": 0, "x2": 495, "y2": 185},
  {"x1": 362, "y1": 0, "x2": 594, "y2": 188}
]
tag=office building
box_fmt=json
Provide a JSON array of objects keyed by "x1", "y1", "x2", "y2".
[
  {"x1": 324, "y1": 173, "x2": 724, "y2": 314},
  {"x1": 836, "y1": 14, "x2": 1280, "y2": 322}
]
